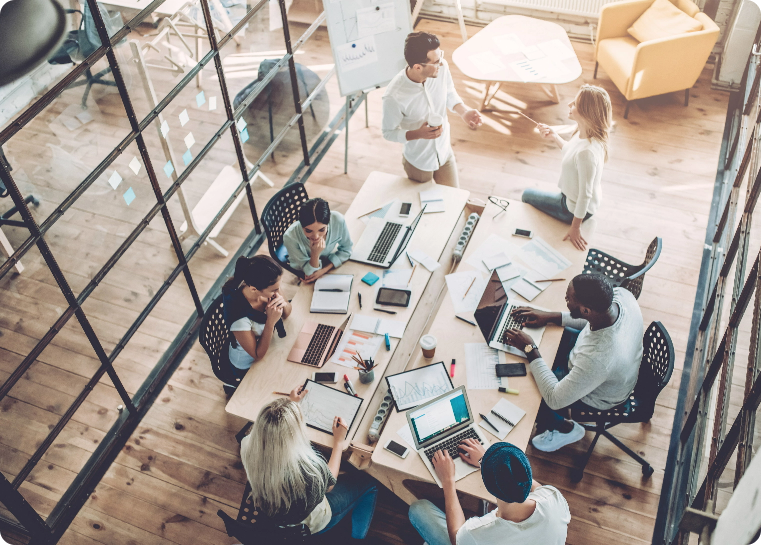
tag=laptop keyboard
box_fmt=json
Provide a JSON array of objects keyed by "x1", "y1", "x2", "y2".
[
  {"x1": 497, "y1": 306, "x2": 526, "y2": 341},
  {"x1": 424, "y1": 428, "x2": 483, "y2": 463},
  {"x1": 301, "y1": 324, "x2": 335, "y2": 366},
  {"x1": 367, "y1": 222, "x2": 403, "y2": 263}
]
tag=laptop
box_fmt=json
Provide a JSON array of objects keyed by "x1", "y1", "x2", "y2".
[
  {"x1": 474, "y1": 270, "x2": 547, "y2": 357},
  {"x1": 406, "y1": 386, "x2": 490, "y2": 487},
  {"x1": 351, "y1": 206, "x2": 426, "y2": 268},
  {"x1": 287, "y1": 315, "x2": 350, "y2": 367}
]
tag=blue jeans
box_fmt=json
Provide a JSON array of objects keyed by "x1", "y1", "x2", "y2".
[
  {"x1": 521, "y1": 188, "x2": 592, "y2": 225},
  {"x1": 409, "y1": 500, "x2": 450, "y2": 545},
  {"x1": 318, "y1": 471, "x2": 378, "y2": 539}
]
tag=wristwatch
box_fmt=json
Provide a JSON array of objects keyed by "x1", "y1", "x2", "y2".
[{"x1": 524, "y1": 343, "x2": 538, "y2": 354}]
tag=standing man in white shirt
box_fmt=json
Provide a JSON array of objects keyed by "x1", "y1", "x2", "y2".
[
  {"x1": 382, "y1": 32, "x2": 483, "y2": 188},
  {"x1": 408, "y1": 441, "x2": 571, "y2": 545}
]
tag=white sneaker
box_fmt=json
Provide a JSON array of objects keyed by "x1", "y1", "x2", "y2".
[{"x1": 531, "y1": 422, "x2": 585, "y2": 452}]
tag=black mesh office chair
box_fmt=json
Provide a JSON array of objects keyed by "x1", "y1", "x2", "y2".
[
  {"x1": 583, "y1": 237, "x2": 662, "y2": 299},
  {"x1": 217, "y1": 483, "x2": 311, "y2": 544},
  {"x1": 260, "y1": 183, "x2": 309, "y2": 278},
  {"x1": 569, "y1": 321, "x2": 674, "y2": 482},
  {"x1": 199, "y1": 294, "x2": 241, "y2": 396}
]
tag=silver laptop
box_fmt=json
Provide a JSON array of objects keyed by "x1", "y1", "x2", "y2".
[
  {"x1": 351, "y1": 206, "x2": 426, "y2": 268},
  {"x1": 406, "y1": 386, "x2": 490, "y2": 487},
  {"x1": 474, "y1": 270, "x2": 547, "y2": 357}
]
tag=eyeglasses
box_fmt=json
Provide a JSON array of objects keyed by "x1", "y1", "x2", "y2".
[
  {"x1": 488, "y1": 196, "x2": 510, "y2": 220},
  {"x1": 421, "y1": 50, "x2": 445, "y2": 67}
]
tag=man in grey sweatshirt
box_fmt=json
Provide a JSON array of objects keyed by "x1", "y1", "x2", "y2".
[{"x1": 504, "y1": 274, "x2": 643, "y2": 453}]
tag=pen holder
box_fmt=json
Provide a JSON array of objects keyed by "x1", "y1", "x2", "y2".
[{"x1": 358, "y1": 367, "x2": 375, "y2": 384}]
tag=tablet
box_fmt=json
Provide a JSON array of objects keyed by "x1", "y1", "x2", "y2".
[
  {"x1": 300, "y1": 380, "x2": 364, "y2": 435},
  {"x1": 385, "y1": 361, "x2": 455, "y2": 411}
]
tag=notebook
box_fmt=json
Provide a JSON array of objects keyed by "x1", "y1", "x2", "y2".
[
  {"x1": 311, "y1": 275, "x2": 353, "y2": 314},
  {"x1": 419, "y1": 188, "x2": 445, "y2": 213},
  {"x1": 349, "y1": 314, "x2": 406, "y2": 338},
  {"x1": 477, "y1": 398, "x2": 526, "y2": 440}
]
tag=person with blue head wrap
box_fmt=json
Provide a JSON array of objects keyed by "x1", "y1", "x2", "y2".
[{"x1": 408, "y1": 441, "x2": 570, "y2": 545}]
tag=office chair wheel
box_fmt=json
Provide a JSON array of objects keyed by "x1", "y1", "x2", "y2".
[
  {"x1": 30, "y1": 196, "x2": 40, "y2": 207},
  {"x1": 642, "y1": 464, "x2": 654, "y2": 478},
  {"x1": 570, "y1": 468, "x2": 584, "y2": 483}
]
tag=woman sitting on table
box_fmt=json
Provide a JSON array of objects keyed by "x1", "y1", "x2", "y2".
[
  {"x1": 521, "y1": 84, "x2": 612, "y2": 251},
  {"x1": 241, "y1": 387, "x2": 379, "y2": 539},
  {"x1": 283, "y1": 197, "x2": 353, "y2": 284},
  {"x1": 222, "y1": 255, "x2": 292, "y2": 380}
]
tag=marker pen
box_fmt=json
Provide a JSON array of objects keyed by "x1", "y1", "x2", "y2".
[
  {"x1": 450, "y1": 359, "x2": 456, "y2": 378},
  {"x1": 343, "y1": 374, "x2": 358, "y2": 396},
  {"x1": 385, "y1": 333, "x2": 391, "y2": 351}
]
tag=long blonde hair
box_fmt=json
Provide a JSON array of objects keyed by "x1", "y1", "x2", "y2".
[
  {"x1": 574, "y1": 84, "x2": 612, "y2": 162},
  {"x1": 242, "y1": 398, "x2": 328, "y2": 517}
]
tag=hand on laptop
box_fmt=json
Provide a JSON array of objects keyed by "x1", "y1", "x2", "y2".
[
  {"x1": 511, "y1": 307, "x2": 556, "y2": 327},
  {"x1": 458, "y1": 438, "x2": 486, "y2": 468},
  {"x1": 503, "y1": 328, "x2": 535, "y2": 349},
  {"x1": 431, "y1": 450, "x2": 456, "y2": 485}
]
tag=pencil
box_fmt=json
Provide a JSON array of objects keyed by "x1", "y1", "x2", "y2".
[
  {"x1": 534, "y1": 278, "x2": 566, "y2": 282},
  {"x1": 408, "y1": 264, "x2": 417, "y2": 287},
  {"x1": 273, "y1": 391, "x2": 290, "y2": 396},
  {"x1": 359, "y1": 204, "x2": 385, "y2": 217},
  {"x1": 462, "y1": 277, "x2": 476, "y2": 299},
  {"x1": 518, "y1": 111, "x2": 539, "y2": 125}
]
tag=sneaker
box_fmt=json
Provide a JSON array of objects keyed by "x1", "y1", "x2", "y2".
[{"x1": 531, "y1": 421, "x2": 585, "y2": 452}]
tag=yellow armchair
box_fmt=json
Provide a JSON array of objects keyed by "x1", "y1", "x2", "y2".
[{"x1": 594, "y1": 0, "x2": 719, "y2": 118}]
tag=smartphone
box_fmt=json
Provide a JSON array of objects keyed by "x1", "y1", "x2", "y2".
[
  {"x1": 496, "y1": 363, "x2": 527, "y2": 377},
  {"x1": 513, "y1": 228, "x2": 533, "y2": 239},
  {"x1": 399, "y1": 202, "x2": 412, "y2": 217},
  {"x1": 376, "y1": 287, "x2": 412, "y2": 307},
  {"x1": 384, "y1": 439, "x2": 409, "y2": 458},
  {"x1": 312, "y1": 372, "x2": 338, "y2": 384}
]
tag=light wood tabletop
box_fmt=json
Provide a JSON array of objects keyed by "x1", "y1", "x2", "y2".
[
  {"x1": 368, "y1": 198, "x2": 595, "y2": 504},
  {"x1": 225, "y1": 172, "x2": 469, "y2": 449}
]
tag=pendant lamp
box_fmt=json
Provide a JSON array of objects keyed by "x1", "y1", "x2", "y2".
[{"x1": 0, "y1": 0, "x2": 67, "y2": 86}]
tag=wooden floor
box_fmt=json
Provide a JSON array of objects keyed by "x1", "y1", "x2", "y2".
[{"x1": 0, "y1": 9, "x2": 735, "y2": 545}]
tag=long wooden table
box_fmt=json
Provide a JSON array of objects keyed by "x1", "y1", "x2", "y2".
[
  {"x1": 225, "y1": 172, "x2": 470, "y2": 449},
  {"x1": 368, "y1": 198, "x2": 595, "y2": 504}
]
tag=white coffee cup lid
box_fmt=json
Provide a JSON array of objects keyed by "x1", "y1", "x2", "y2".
[
  {"x1": 420, "y1": 334, "x2": 437, "y2": 349},
  {"x1": 428, "y1": 114, "x2": 444, "y2": 126}
]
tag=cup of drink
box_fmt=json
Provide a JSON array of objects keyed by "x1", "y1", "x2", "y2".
[
  {"x1": 428, "y1": 113, "x2": 444, "y2": 130},
  {"x1": 420, "y1": 335, "x2": 437, "y2": 358}
]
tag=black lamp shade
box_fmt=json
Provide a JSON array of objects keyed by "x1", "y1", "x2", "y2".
[{"x1": 0, "y1": 0, "x2": 67, "y2": 86}]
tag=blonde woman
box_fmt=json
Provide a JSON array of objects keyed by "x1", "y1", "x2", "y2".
[
  {"x1": 240, "y1": 387, "x2": 378, "y2": 540},
  {"x1": 521, "y1": 84, "x2": 612, "y2": 251}
]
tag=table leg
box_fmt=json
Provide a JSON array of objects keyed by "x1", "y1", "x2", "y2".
[
  {"x1": 0, "y1": 227, "x2": 23, "y2": 274},
  {"x1": 540, "y1": 84, "x2": 560, "y2": 104},
  {"x1": 480, "y1": 82, "x2": 501, "y2": 111}
]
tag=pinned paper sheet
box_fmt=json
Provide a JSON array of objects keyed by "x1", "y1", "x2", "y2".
[
  {"x1": 182, "y1": 149, "x2": 193, "y2": 166},
  {"x1": 337, "y1": 36, "x2": 378, "y2": 73},
  {"x1": 469, "y1": 51, "x2": 505, "y2": 75},
  {"x1": 446, "y1": 271, "x2": 487, "y2": 315},
  {"x1": 179, "y1": 109, "x2": 189, "y2": 126},
  {"x1": 196, "y1": 91, "x2": 206, "y2": 107},
  {"x1": 108, "y1": 171, "x2": 122, "y2": 190},
  {"x1": 241, "y1": 127, "x2": 249, "y2": 143},
  {"x1": 492, "y1": 34, "x2": 524, "y2": 56},
  {"x1": 356, "y1": 3, "x2": 396, "y2": 38},
  {"x1": 128, "y1": 157, "x2": 141, "y2": 175},
  {"x1": 538, "y1": 39, "x2": 575, "y2": 61},
  {"x1": 123, "y1": 187, "x2": 136, "y2": 205},
  {"x1": 76, "y1": 110, "x2": 93, "y2": 125},
  {"x1": 160, "y1": 120, "x2": 170, "y2": 138},
  {"x1": 407, "y1": 249, "x2": 440, "y2": 272},
  {"x1": 184, "y1": 132, "x2": 195, "y2": 149},
  {"x1": 209, "y1": 96, "x2": 217, "y2": 111},
  {"x1": 163, "y1": 161, "x2": 174, "y2": 178},
  {"x1": 236, "y1": 117, "x2": 247, "y2": 131}
]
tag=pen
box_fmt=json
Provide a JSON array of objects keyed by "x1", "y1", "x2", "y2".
[
  {"x1": 319, "y1": 289, "x2": 343, "y2": 292},
  {"x1": 408, "y1": 264, "x2": 417, "y2": 287},
  {"x1": 499, "y1": 387, "x2": 520, "y2": 395},
  {"x1": 343, "y1": 374, "x2": 358, "y2": 396},
  {"x1": 491, "y1": 409, "x2": 515, "y2": 427},
  {"x1": 273, "y1": 391, "x2": 290, "y2": 396},
  {"x1": 480, "y1": 413, "x2": 500, "y2": 434},
  {"x1": 455, "y1": 315, "x2": 477, "y2": 326},
  {"x1": 450, "y1": 359, "x2": 456, "y2": 377},
  {"x1": 358, "y1": 293, "x2": 362, "y2": 309},
  {"x1": 535, "y1": 278, "x2": 566, "y2": 282},
  {"x1": 298, "y1": 378, "x2": 309, "y2": 394},
  {"x1": 385, "y1": 333, "x2": 391, "y2": 351},
  {"x1": 407, "y1": 252, "x2": 414, "y2": 266},
  {"x1": 376, "y1": 308, "x2": 397, "y2": 315}
]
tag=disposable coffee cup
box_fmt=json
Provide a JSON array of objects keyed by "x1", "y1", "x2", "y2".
[
  {"x1": 420, "y1": 335, "x2": 437, "y2": 358},
  {"x1": 428, "y1": 113, "x2": 444, "y2": 130}
]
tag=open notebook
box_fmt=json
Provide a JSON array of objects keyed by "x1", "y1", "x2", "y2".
[{"x1": 311, "y1": 275, "x2": 353, "y2": 314}]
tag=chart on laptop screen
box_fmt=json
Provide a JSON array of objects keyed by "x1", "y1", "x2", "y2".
[{"x1": 410, "y1": 391, "x2": 470, "y2": 443}]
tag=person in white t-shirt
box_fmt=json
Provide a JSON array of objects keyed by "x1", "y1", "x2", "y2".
[
  {"x1": 521, "y1": 84, "x2": 612, "y2": 251},
  {"x1": 408, "y1": 441, "x2": 570, "y2": 545},
  {"x1": 382, "y1": 32, "x2": 483, "y2": 188}
]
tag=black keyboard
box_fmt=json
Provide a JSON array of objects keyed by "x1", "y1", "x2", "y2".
[
  {"x1": 367, "y1": 222, "x2": 403, "y2": 263},
  {"x1": 301, "y1": 324, "x2": 335, "y2": 366},
  {"x1": 497, "y1": 306, "x2": 526, "y2": 341},
  {"x1": 424, "y1": 428, "x2": 483, "y2": 463}
]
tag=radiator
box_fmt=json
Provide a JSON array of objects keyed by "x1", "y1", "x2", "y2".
[{"x1": 486, "y1": 0, "x2": 618, "y2": 18}]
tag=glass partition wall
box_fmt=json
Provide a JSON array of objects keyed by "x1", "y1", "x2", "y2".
[{"x1": 0, "y1": 0, "x2": 352, "y2": 541}]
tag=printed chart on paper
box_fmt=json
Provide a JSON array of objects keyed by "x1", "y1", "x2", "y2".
[
  {"x1": 387, "y1": 363, "x2": 453, "y2": 410},
  {"x1": 301, "y1": 382, "x2": 363, "y2": 434}
]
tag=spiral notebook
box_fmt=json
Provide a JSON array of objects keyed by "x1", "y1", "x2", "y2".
[{"x1": 311, "y1": 275, "x2": 353, "y2": 313}]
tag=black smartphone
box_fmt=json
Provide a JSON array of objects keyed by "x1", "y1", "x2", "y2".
[
  {"x1": 399, "y1": 202, "x2": 412, "y2": 217},
  {"x1": 376, "y1": 287, "x2": 412, "y2": 307},
  {"x1": 312, "y1": 372, "x2": 338, "y2": 383},
  {"x1": 384, "y1": 439, "x2": 409, "y2": 458},
  {"x1": 513, "y1": 228, "x2": 533, "y2": 239},
  {"x1": 496, "y1": 363, "x2": 527, "y2": 377}
]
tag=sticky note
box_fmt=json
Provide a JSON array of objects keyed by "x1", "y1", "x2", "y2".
[
  {"x1": 128, "y1": 156, "x2": 141, "y2": 175},
  {"x1": 179, "y1": 109, "x2": 189, "y2": 126},
  {"x1": 108, "y1": 171, "x2": 122, "y2": 190},
  {"x1": 362, "y1": 272, "x2": 379, "y2": 286},
  {"x1": 236, "y1": 117, "x2": 247, "y2": 131},
  {"x1": 184, "y1": 132, "x2": 195, "y2": 149},
  {"x1": 76, "y1": 111, "x2": 93, "y2": 125},
  {"x1": 240, "y1": 127, "x2": 249, "y2": 143},
  {"x1": 123, "y1": 187, "x2": 136, "y2": 205},
  {"x1": 209, "y1": 96, "x2": 217, "y2": 111},
  {"x1": 160, "y1": 119, "x2": 170, "y2": 137},
  {"x1": 163, "y1": 161, "x2": 174, "y2": 177},
  {"x1": 182, "y1": 149, "x2": 192, "y2": 166},
  {"x1": 196, "y1": 91, "x2": 206, "y2": 107}
]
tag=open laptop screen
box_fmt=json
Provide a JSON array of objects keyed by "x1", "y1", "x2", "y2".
[
  {"x1": 409, "y1": 389, "x2": 471, "y2": 445},
  {"x1": 474, "y1": 269, "x2": 508, "y2": 344}
]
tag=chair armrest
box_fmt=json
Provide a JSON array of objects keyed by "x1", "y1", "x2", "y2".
[
  {"x1": 627, "y1": 24, "x2": 720, "y2": 98},
  {"x1": 596, "y1": 0, "x2": 653, "y2": 55}
]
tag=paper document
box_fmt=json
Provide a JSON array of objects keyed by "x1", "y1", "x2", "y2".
[
  {"x1": 420, "y1": 188, "x2": 445, "y2": 213},
  {"x1": 446, "y1": 271, "x2": 487, "y2": 315},
  {"x1": 350, "y1": 314, "x2": 406, "y2": 338},
  {"x1": 301, "y1": 381, "x2": 363, "y2": 435},
  {"x1": 360, "y1": 200, "x2": 397, "y2": 225},
  {"x1": 538, "y1": 39, "x2": 575, "y2": 61},
  {"x1": 330, "y1": 329, "x2": 383, "y2": 367},
  {"x1": 521, "y1": 45, "x2": 545, "y2": 60},
  {"x1": 492, "y1": 34, "x2": 524, "y2": 55},
  {"x1": 516, "y1": 236, "x2": 571, "y2": 278},
  {"x1": 464, "y1": 343, "x2": 505, "y2": 390},
  {"x1": 482, "y1": 252, "x2": 511, "y2": 271},
  {"x1": 469, "y1": 51, "x2": 506, "y2": 75},
  {"x1": 356, "y1": 3, "x2": 396, "y2": 38},
  {"x1": 396, "y1": 423, "x2": 415, "y2": 449},
  {"x1": 511, "y1": 276, "x2": 545, "y2": 302},
  {"x1": 408, "y1": 249, "x2": 440, "y2": 272},
  {"x1": 387, "y1": 362, "x2": 453, "y2": 410},
  {"x1": 497, "y1": 262, "x2": 528, "y2": 291},
  {"x1": 382, "y1": 269, "x2": 413, "y2": 287},
  {"x1": 478, "y1": 398, "x2": 526, "y2": 440},
  {"x1": 465, "y1": 234, "x2": 519, "y2": 275},
  {"x1": 337, "y1": 36, "x2": 378, "y2": 73},
  {"x1": 311, "y1": 274, "x2": 353, "y2": 313}
]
